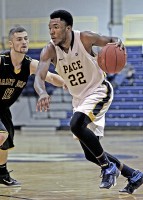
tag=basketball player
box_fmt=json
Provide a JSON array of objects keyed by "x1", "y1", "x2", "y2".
[
  {"x1": 0, "y1": 25, "x2": 65, "y2": 186},
  {"x1": 34, "y1": 10, "x2": 143, "y2": 193}
]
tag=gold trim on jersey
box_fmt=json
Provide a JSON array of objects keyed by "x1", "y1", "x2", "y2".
[
  {"x1": 88, "y1": 111, "x2": 96, "y2": 121},
  {"x1": 88, "y1": 80, "x2": 111, "y2": 122},
  {"x1": 14, "y1": 68, "x2": 21, "y2": 74},
  {"x1": 25, "y1": 55, "x2": 32, "y2": 61},
  {"x1": 0, "y1": 130, "x2": 8, "y2": 135}
]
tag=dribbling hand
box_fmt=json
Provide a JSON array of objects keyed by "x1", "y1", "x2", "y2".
[{"x1": 115, "y1": 38, "x2": 125, "y2": 50}]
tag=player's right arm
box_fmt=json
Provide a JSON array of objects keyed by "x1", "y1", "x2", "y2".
[{"x1": 34, "y1": 43, "x2": 56, "y2": 112}]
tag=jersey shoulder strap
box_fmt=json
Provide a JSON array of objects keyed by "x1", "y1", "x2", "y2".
[{"x1": 25, "y1": 55, "x2": 32, "y2": 62}]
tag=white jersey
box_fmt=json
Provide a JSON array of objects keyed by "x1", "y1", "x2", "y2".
[{"x1": 52, "y1": 30, "x2": 105, "y2": 99}]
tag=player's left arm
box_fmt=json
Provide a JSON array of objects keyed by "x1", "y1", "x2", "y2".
[
  {"x1": 30, "y1": 59, "x2": 65, "y2": 87},
  {"x1": 81, "y1": 31, "x2": 125, "y2": 50}
]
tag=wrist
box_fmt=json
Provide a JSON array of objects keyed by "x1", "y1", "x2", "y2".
[{"x1": 39, "y1": 92, "x2": 48, "y2": 98}]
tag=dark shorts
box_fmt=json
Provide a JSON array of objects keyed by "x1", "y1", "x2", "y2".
[{"x1": 0, "y1": 108, "x2": 14, "y2": 150}]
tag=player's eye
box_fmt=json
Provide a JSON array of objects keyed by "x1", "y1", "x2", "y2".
[
  {"x1": 17, "y1": 38, "x2": 22, "y2": 41},
  {"x1": 54, "y1": 25, "x2": 59, "y2": 29}
]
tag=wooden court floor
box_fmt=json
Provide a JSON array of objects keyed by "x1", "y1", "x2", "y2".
[{"x1": 0, "y1": 130, "x2": 143, "y2": 200}]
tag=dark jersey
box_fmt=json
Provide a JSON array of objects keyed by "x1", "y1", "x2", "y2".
[{"x1": 0, "y1": 51, "x2": 32, "y2": 109}]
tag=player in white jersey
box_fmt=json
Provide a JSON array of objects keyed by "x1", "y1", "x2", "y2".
[
  {"x1": 52, "y1": 30, "x2": 105, "y2": 99},
  {"x1": 34, "y1": 10, "x2": 143, "y2": 193}
]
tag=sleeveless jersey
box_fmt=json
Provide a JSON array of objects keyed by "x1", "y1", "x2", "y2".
[
  {"x1": 0, "y1": 51, "x2": 32, "y2": 108},
  {"x1": 52, "y1": 30, "x2": 105, "y2": 99}
]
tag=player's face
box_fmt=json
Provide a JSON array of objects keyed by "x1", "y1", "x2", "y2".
[
  {"x1": 9, "y1": 31, "x2": 29, "y2": 54},
  {"x1": 49, "y1": 18, "x2": 69, "y2": 46}
]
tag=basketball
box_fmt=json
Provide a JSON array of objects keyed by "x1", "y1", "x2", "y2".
[{"x1": 97, "y1": 44, "x2": 127, "y2": 74}]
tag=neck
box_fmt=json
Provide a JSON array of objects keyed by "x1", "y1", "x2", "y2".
[
  {"x1": 10, "y1": 50, "x2": 25, "y2": 67},
  {"x1": 60, "y1": 31, "x2": 73, "y2": 52}
]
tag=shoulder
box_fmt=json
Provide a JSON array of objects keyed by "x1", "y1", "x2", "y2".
[
  {"x1": 40, "y1": 43, "x2": 56, "y2": 64},
  {"x1": 0, "y1": 50, "x2": 10, "y2": 57},
  {"x1": 80, "y1": 31, "x2": 103, "y2": 49},
  {"x1": 30, "y1": 59, "x2": 39, "y2": 66},
  {"x1": 25, "y1": 54, "x2": 32, "y2": 62},
  {"x1": 30, "y1": 59, "x2": 39, "y2": 75},
  {"x1": 80, "y1": 31, "x2": 98, "y2": 42},
  {"x1": 0, "y1": 50, "x2": 10, "y2": 65},
  {"x1": 41, "y1": 43, "x2": 55, "y2": 56},
  {"x1": 79, "y1": 31, "x2": 97, "y2": 50}
]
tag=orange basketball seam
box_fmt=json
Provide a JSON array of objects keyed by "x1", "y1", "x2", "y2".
[
  {"x1": 115, "y1": 47, "x2": 118, "y2": 74},
  {"x1": 105, "y1": 45, "x2": 110, "y2": 74}
]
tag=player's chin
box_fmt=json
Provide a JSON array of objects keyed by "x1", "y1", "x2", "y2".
[
  {"x1": 53, "y1": 41, "x2": 59, "y2": 46},
  {"x1": 52, "y1": 39, "x2": 60, "y2": 46},
  {"x1": 20, "y1": 49, "x2": 28, "y2": 54}
]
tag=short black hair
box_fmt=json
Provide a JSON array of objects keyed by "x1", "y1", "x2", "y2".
[
  {"x1": 50, "y1": 10, "x2": 73, "y2": 27},
  {"x1": 9, "y1": 25, "x2": 27, "y2": 40}
]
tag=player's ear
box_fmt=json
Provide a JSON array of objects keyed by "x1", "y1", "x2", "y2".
[
  {"x1": 66, "y1": 26, "x2": 71, "y2": 31},
  {"x1": 9, "y1": 40, "x2": 13, "y2": 48}
]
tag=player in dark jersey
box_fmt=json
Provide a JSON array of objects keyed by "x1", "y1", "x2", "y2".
[{"x1": 0, "y1": 25, "x2": 65, "y2": 186}]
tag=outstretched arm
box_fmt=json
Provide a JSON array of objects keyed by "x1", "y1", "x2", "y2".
[
  {"x1": 45, "y1": 71, "x2": 65, "y2": 87},
  {"x1": 30, "y1": 59, "x2": 65, "y2": 88}
]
